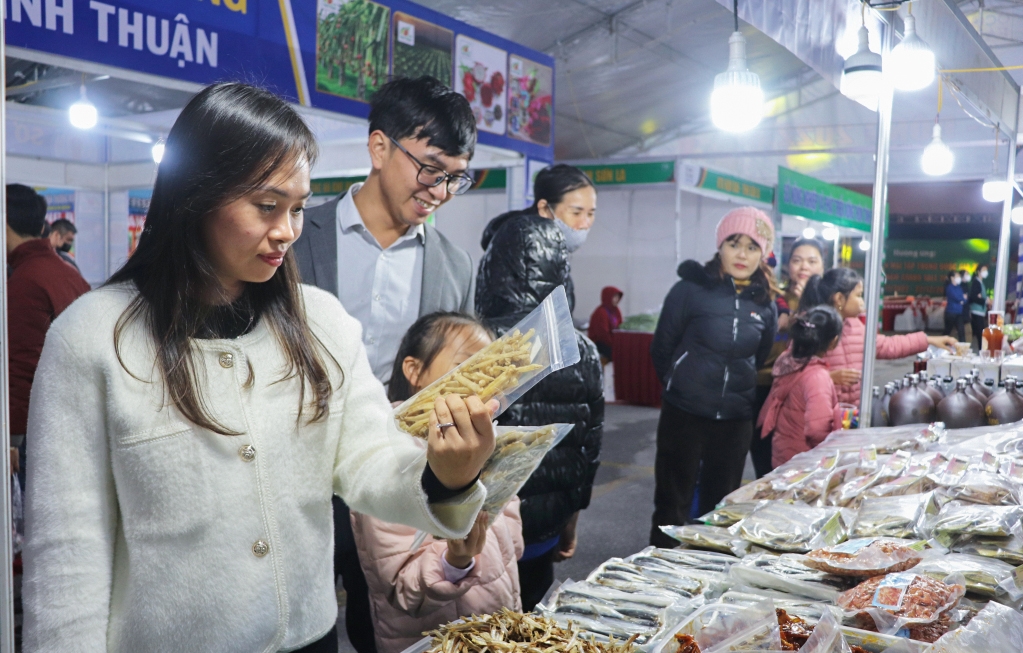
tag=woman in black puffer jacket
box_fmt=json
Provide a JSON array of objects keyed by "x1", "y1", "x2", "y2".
[
  {"x1": 476, "y1": 165, "x2": 602, "y2": 611},
  {"x1": 649, "y1": 207, "x2": 778, "y2": 548}
]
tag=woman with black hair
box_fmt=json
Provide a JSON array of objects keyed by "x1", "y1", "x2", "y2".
[
  {"x1": 475, "y1": 164, "x2": 603, "y2": 610},
  {"x1": 798, "y1": 268, "x2": 956, "y2": 410},
  {"x1": 22, "y1": 83, "x2": 495, "y2": 653},
  {"x1": 649, "y1": 207, "x2": 778, "y2": 548},
  {"x1": 758, "y1": 306, "x2": 844, "y2": 468},
  {"x1": 751, "y1": 237, "x2": 825, "y2": 478}
]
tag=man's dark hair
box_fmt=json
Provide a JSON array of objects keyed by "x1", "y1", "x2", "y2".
[
  {"x1": 369, "y1": 76, "x2": 476, "y2": 158},
  {"x1": 50, "y1": 218, "x2": 77, "y2": 236},
  {"x1": 7, "y1": 184, "x2": 47, "y2": 238}
]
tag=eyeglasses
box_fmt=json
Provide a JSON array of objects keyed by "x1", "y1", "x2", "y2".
[{"x1": 388, "y1": 136, "x2": 474, "y2": 196}]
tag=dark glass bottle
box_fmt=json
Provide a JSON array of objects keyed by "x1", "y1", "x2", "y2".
[
  {"x1": 889, "y1": 374, "x2": 937, "y2": 426},
  {"x1": 970, "y1": 371, "x2": 994, "y2": 398},
  {"x1": 880, "y1": 382, "x2": 896, "y2": 426},
  {"x1": 937, "y1": 378, "x2": 987, "y2": 428},
  {"x1": 964, "y1": 374, "x2": 989, "y2": 404},
  {"x1": 942, "y1": 376, "x2": 955, "y2": 396},
  {"x1": 985, "y1": 377, "x2": 1023, "y2": 425},
  {"x1": 919, "y1": 373, "x2": 943, "y2": 405}
]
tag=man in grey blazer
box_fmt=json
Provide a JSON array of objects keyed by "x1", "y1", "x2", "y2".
[
  {"x1": 293, "y1": 76, "x2": 476, "y2": 384},
  {"x1": 291, "y1": 76, "x2": 479, "y2": 653}
]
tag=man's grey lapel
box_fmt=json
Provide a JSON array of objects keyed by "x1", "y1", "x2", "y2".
[
  {"x1": 419, "y1": 224, "x2": 441, "y2": 316},
  {"x1": 303, "y1": 195, "x2": 342, "y2": 297}
]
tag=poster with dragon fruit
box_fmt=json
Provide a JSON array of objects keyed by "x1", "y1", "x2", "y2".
[
  {"x1": 507, "y1": 55, "x2": 553, "y2": 146},
  {"x1": 455, "y1": 35, "x2": 507, "y2": 135}
]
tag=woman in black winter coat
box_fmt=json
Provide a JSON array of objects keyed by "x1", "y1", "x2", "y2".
[
  {"x1": 475, "y1": 164, "x2": 602, "y2": 611},
  {"x1": 649, "y1": 207, "x2": 778, "y2": 548}
]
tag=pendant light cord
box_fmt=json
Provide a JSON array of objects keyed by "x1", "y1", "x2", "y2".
[{"x1": 733, "y1": 0, "x2": 739, "y2": 32}]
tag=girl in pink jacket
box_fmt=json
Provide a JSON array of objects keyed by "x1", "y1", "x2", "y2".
[
  {"x1": 799, "y1": 269, "x2": 956, "y2": 407},
  {"x1": 351, "y1": 312, "x2": 525, "y2": 653},
  {"x1": 759, "y1": 306, "x2": 845, "y2": 468}
]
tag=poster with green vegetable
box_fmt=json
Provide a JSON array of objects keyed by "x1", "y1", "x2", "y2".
[
  {"x1": 455, "y1": 35, "x2": 507, "y2": 135},
  {"x1": 392, "y1": 13, "x2": 452, "y2": 86},
  {"x1": 316, "y1": 0, "x2": 390, "y2": 102},
  {"x1": 508, "y1": 55, "x2": 552, "y2": 146}
]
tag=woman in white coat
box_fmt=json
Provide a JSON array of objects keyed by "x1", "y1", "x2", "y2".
[{"x1": 22, "y1": 83, "x2": 495, "y2": 653}]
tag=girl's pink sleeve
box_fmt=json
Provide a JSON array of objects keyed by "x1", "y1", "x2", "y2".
[
  {"x1": 352, "y1": 512, "x2": 480, "y2": 620},
  {"x1": 802, "y1": 372, "x2": 838, "y2": 449},
  {"x1": 876, "y1": 331, "x2": 928, "y2": 360}
]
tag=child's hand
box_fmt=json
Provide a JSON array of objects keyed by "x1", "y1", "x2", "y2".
[
  {"x1": 830, "y1": 369, "x2": 861, "y2": 386},
  {"x1": 445, "y1": 512, "x2": 489, "y2": 569}
]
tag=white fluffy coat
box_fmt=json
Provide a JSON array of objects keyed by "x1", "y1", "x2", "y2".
[{"x1": 23, "y1": 284, "x2": 484, "y2": 653}]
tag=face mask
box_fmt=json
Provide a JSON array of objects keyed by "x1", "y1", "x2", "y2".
[
  {"x1": 555, "y1": 218, "x2": 589, "y2": 253},
  {"x1": 963, "y1": 273, "x2": 972, "y2": 283},
  {"x1": 59, "y1": 242, "x2": 72, "y2": 253},
  {"x1": 953, "y1": 277, "x2": 961, "y2": 285},
  {"x1": 980, "y1": 269, "x2": 989, "y2": 280}
]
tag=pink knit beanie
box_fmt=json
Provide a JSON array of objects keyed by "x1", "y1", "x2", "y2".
[{"x1": 716, "y1": 207, "x2": 775, "y2": 254}]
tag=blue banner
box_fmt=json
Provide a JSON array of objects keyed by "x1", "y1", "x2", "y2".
[{"x1": 6, "y1": 0, "x2": 555, "y2": 159}]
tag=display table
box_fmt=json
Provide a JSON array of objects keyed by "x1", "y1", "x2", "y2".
[{"x1": 612, "y1": 330, "x2": 661, "y2": 407}]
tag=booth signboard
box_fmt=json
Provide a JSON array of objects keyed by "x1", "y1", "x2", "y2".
[
  {"x1": 6, "y1": 0, "x2": 554, "y2": 160},
  {"x1": 310, "y1": 175, "x2": 364, "y2": 197},
  {"x1": 679, "y1": 162, "x2": 774, "y2": 206},
  {"x1": 128, "y1": 189, "x2": 152, "y2": 256},
  {"x1": 777, "y1": 167, "x2": 877, "y2": 232},
  {"x1": 577, "y1": 161, "x2": 675, "y2": 186},
  {"x1": 884, "y1": 239, "x2": 993, "y2": 297},
  {"x1": 38, "y1": 188, "x2": 75, "y2": 223},
  {"x1": 507, "y1": 55, "x2": 553, "y2": 146},
  {"x1": 470, "y1": 168, "x2": 507, "y2": 191}
]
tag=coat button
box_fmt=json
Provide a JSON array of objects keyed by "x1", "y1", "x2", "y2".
[
  {"x1": 239, "y1": 445, "x2": 256, "y2": 462},
  {"x1": 252, "y1": 540, "x2": 269, "y2": 557},
  {"x1": 219, "y1": 352, "x2": 234, "y2": 369}
]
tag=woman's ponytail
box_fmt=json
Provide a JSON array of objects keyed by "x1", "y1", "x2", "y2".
[
  {"x1": 790, "y1": 306, "x2": 844, "y2": 359},
  {"x1": 799, "y1": 268, "x2": 862, "y2": 311}
]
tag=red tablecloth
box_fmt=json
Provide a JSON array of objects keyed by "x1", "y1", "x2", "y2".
[
  {"x1": 612, "y1": 331, "x2": 662, "y2": 407},
  {"x1": 882, "y1": 304, "x2": 909, "y2": 332}
]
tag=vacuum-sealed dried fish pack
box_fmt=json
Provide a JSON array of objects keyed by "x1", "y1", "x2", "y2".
[
  {"x1": 660, "y1": 524, "x2": 749, "y2": 557},
  {"x1": 731, "y1": 502, "x2": 847, "y2": 553},
  {"x1": 836, "y1": 572, "x2": 965, "y2": 641},
  {"x1": 393, "y1": 285, "x2": 578, "y2": 440},
  {"x1": 849, "y1": 493, "x2": 939, "y2": 540},
  {"x1": 931, "y1": 502, "x2": 1023, "y2": 543},
  {"x1": 819, "y1": 425, "x2": 943, "y2": 455},
  {"x1": 668, "y1": 599, "x2": 782, "y2": 653},
  {"x1": 827, "y1": 451, "x2": 913, "y2": 508},
  {"x1": 937, "y1": 470, "x2": 1021, "y2": 506},
  {"x1": 587, "y1": 558, "x2": 727, "y2": 601},
  {"x1": 479, "y1": 424, "x2": 573, "y2": 519},
  {"x1": 914, "y1": 553, "x2": 1021, "y2": 599},
  {"x1": 700, "y1": 502, "x2": 768, "y2": 527},
  {"x1": 629, "y1": 547, "x2": 738, "y2": 575},
  {"x1": 729, "y1": 553, "x2": 853, "y2": 602},
  {"x1": 954, "y1": 521, "x2": 1023, "y2": 564},
  {"x1": 803, "y1": 538, "x2": 924, "y2": 577},
  {"x1": 929, "y1": 601, "x2": 1023, "y2": 653}
]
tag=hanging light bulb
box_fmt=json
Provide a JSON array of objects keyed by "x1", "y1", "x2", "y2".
[
  {"x1": 822, "y1": 225, "x2": 840, "y2": 241},
  {"x1": 888, "y1": 10, "x2": 935, "y2": 92},
  {"x1": 840, "y1": 21, "x2": 883, "y2": 111},
  {"x1": 69, "y1": 85, "x2": 98, "y2": 129},
  {"x1": 921, "y1": 123, "x2": 954, "y2": 176},
  {"x1": 983, "y1": 132, "x2": 1011, "y2": 203},
  {"x1": 1011, "y1": 203, "x2": 1023, "y2": 225},
  {"x1": 151, "y1": 141, "x2": 166, "y2": 164},
  {"x1": 710, "y1": 1, "x2": 764, "y2": 133},
  {"x1": 802, "y1": 227, "x2": 817, "y2": 239},
  {"x1": 858, "y1": 238, "x2": 871, "y2": 251}
]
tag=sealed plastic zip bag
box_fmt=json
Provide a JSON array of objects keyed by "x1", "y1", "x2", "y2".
[
  {"x1": 730, "y1": 502, "x2": 847, "y2": 553},
  {"x1": 836, "y1": 572, "x2": 965, "y2": 642},
  {"x1": 849, "y1": 493, "x2": 938, "y2": 540},
  {"x1": 393, "y1": 285, "x2": 579, "y2": 439},
  {"x1": 803, "y1": 538, "x2": 924, "y2": 577},
  {"x1": 929, "y1": 601, "x2": 1023, "y2": 653},
  {"x1": 480, "y1": 424, "x2": 573, "y2": 519},
  {"x1": 659, "y1": 524, "x2": 749, "y2": 556}
]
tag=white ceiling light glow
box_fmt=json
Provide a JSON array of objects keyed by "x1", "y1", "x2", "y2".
[
  {"x1": 802, "y1": 227, "x2": 817, "y2": 239},
  {"x1": 710, "y1": 1, "x2": 764, "y2": 133},
  {"x1": 888, "y1": 12, "x2": 935, "y2": 92},
  {"x1": 151, "y1": 142, "x2": 166, "y2": 164},
  {"x1": 840, "y1": 24, "x2": 883, "y2": 111},
  {"x1": 858, "y1": 239, "x2": 871, "y2": 251},
  {"x1": 1012, "y1": 204, "x2": 1023, "y2": 226},
  {"x1": 69, "y1": 85, "x2": 98, "y2": 130},
  {"x1": 983, "y1": 175, "x2": 1011, "y2": 203},
  {"x1": 822, "y1": 226, "x2": 839, "y2": 241},
  {"x1": 920, "y1": 123, "x2": 954, "y2": 176}
]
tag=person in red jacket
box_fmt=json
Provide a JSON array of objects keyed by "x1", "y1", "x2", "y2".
[
  {"x1": 6, "y1": 184, "x2": 90, "y2": 486},
  {"x1": 799, "y1": 268, "x2": 956, "y2": 408},
  {"x1": 588, "y1": 286, "x2": 623, "y2": 363},
  {"x1": 758, "y1": 306, "x2": 844, "y2": 468}
]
